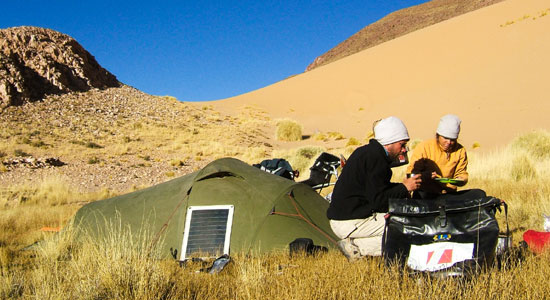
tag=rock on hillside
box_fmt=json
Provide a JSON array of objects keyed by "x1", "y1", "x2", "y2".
[
  {"x1": 0, "y1": 26, "x2": 120, "y2": 110},
  {"x1": 305, "y1": 0, "x2": 504, "y2": 71}
]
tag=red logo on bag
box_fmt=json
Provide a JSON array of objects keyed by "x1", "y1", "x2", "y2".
[{"x1": 427, "y1": 249, "x2": 453, "y2": 265}]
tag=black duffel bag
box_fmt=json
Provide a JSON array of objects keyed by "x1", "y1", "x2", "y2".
[{"x1": 383, "y1": 196, "x2": 504, "y2": 275}]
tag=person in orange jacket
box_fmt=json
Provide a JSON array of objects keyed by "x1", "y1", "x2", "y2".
[{"x1": 406, "y1": 114, "x2": 485, "y2": 200}]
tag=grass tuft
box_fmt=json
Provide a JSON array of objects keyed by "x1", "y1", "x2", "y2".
[
  {"x1": 511, "y1": 130, "x2": 550, "y2": 159},
  {"x1": 276, "y1": 119, "x2": 303, "y2": 142},
  {"x1": 85, "y1": 141, "x2": 104, "y2": 149},
  {"x1": 13, "y1": 149, "x2": 30, "y2": 157},
  {"x1": 346, "y1": 137, "x2": 361, "y2": 147},
  {"x1": 510, "y1": 155, "x2": 537, "y2": 181}
]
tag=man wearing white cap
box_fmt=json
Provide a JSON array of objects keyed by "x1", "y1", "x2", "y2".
[
  {"x1": 406, "y1": 114, "x2": 485, "y2": 199},
  {"x1": 327, "y1": 116, "x2": 421, "y2": 261}
]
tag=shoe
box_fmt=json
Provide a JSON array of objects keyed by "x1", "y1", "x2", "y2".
[{"x1": 337, "y1": 238, "x2": 361, "y2": 262}]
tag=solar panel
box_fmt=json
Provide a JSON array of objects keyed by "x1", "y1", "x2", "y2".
[{"x1": 180, "y1": 205, "x2": 234, "y2": 260}]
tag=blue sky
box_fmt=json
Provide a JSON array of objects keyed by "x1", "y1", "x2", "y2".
[{"x1": 2, "y1": 0, "x2": 427, "y2": 102}]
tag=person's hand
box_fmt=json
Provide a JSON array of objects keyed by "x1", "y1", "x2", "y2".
[
  {"x1": 431, "y1": 172, "x2": 439, "y2": 179},
  {"x1": 403, "y1": 174, "x2": 422, "y2": 192}
]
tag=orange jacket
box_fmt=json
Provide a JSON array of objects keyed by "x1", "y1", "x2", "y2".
[{"x1": 406, "y1": 138, "x2": 468, "y2": 193}]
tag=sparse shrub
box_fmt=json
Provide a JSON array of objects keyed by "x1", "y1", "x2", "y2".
[
  {"x1": 170, "y1": 159, "x2": 185, "y2": 167},
  {"x1": 510, "y1": 155, "x2": 537, "y2": 181},
  {"x1": 88, "y1": 157, "x2": 100, "y2": 164},
  {"x1": 511, "y1": 130, "x2": 550, "y2": 159},
  {"x1": 241, "y1": 147, "x2": 268, "y2": 163},
  {"x1": 472, "y1": 142, "x2": 481, "y2": 149},
  {"x1": 296, "y1": 146, "x2": 324, "y2": 160},
  {"x1": 162, "y1": 95, "x2": 178, "y2": 102},
  {"x1": 140, "y1": 155, "x2": 151, "y2": 161},
  {"x1": 346, "y1": 137, "x2": 361, "y2": 147},
  {"x1": 0, "y1": 151, "x2": 6, "y2": 158},
  {"x1": 276, "y1": 119, "x2": 302, "y2": 142},
  {"x1": 20, "y1": 137, "x2": 31, "y2": 144},
  {"x1": 290, "y1": 146, "x2": 325, "y2": 172},
  {"x1": 30, "y1": 140, "x2": 46, "y2": 148},
  {"x1": 313, "y1": 133, "x2": 327, "y2": 141},
  {"x1": 13, "y1": 149, "x2": 30, "y2": 157},
  {"x1": 327, "y1": 132, "x2": 345, "y2": 140},
  {"x1": 86, "y1": 141, "x2": 103, "y2": 149},
  {"x1": 122, "y1": 136, "x2": 132, "y2": 143},
  {"x1": 0, "y1": 165, "x2": 7, "y2": 173},
  {"x1": 165, "y1": 171, "x2": 175, "y2": 177},
  {"x1": 70, "y1": 140, "x2": 86, "y2": 146}
]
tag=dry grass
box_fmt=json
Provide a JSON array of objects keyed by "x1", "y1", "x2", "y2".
[{"x1": 2, "y1": 229, "x2": 550, "y2": 299}]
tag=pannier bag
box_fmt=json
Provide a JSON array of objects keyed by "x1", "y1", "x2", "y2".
[
  {"x1": 253, "y1": 158, "x2": 296, "y2": 180},
  {"x1": 383, "y1": 197, "x2": 504, "y2": 274}
]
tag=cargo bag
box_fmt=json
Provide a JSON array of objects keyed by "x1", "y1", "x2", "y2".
[{"x1": 383, "y1": 197, "x2": 504, "y2": 275}]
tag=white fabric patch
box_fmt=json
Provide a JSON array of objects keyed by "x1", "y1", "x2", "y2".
[{"x1": 407, "y1": 242, "x2": 474, "y2": 272}]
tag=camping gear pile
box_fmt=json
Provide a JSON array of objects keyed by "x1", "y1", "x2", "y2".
[{"x1": 254, "y1": 152, "x2": 343, "y2": 193}]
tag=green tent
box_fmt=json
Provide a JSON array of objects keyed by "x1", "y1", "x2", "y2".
[{"x1": 71, "y1": 157, "x2": 337, "y2": 259}]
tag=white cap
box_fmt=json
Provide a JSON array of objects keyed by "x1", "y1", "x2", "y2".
[
  {"x1": 436, "y1": 114, "x2": 461, "y2": 139},
  {"x1": 374, "y1": 116, "x2": 410, "y2": 145}
]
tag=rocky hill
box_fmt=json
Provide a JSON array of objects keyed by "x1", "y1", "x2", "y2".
[
  {"x1": 305, "y1": 0, "x2": 505, "y2": 71},
  {"x1": 0, "y1": 26, "x2": 273, "y2": 194},
  {"x1": 0, "y1": 26, "x2": 120, "y2": 110}
]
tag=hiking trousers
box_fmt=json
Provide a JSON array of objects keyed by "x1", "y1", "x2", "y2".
[{"x1": 330, "y1": 213, "x2": 386, "y2": 257}]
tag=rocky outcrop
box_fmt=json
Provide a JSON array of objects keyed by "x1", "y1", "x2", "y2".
[
  {"x1": 0, "y1": 26, "x2": 120, "y2": 110},
  {"x1": 305, "y1": 0, "x2": 505, "y2": 72}
]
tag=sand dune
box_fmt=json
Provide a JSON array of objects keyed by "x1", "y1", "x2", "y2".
[{"x1": 214, "y1": 0, "x2": 550, "y2": 150}]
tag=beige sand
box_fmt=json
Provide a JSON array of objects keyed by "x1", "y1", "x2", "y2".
[{"x1": 214, "y1": 0, "x2": 550, "y2": 151}]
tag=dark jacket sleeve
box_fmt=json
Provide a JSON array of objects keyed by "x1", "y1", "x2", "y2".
[{"x1": 366, "y1": 151, "x2": 409, "y2": 213}]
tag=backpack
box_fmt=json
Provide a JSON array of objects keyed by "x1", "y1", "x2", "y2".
[{"x1": 253, "y1": 158, "x2": 296, "y2": 180}]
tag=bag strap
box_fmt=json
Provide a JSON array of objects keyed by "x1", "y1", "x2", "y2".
[
  {"x1": 382, "y1": 214, "x2": 390, "y2": 257},
  {"x1": 436, "y1": 199, "x2": 447, "y2": 227},
  {"x1": 502, "y1": 200, "x2": 509, "y2": 238}
]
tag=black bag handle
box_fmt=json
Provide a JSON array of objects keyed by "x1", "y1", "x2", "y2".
[{"x1": 502, "y1": 200, "x2": 509, "y2": 238}]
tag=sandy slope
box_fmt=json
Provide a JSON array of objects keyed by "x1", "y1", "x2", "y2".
[{"x1": 214, "y1": 0, "x2": 550, "y2": 151}]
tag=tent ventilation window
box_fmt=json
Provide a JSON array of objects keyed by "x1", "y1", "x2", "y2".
[
  {"x1": 180, "y1": 205, "x2": 234, "y2": 261},
  {"x1": 196, "y1": 172, "x2": 243, "y2": 181}
]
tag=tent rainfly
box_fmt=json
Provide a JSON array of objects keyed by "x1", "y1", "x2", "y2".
[{"x1": 71, "y1": 158, "x2": 337, "y2": 260}]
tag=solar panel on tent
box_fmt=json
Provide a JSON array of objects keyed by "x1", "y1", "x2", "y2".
[{"x1": 180, "y1": 205, "x2": 234, "y2": 260}]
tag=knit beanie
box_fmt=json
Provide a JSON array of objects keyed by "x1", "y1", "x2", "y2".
[
  {"x1": 374, "y1": 116, "x2": 409, "y2": 145},
  {"x1": 436, "y1": 114, "x2": 461, "y2": 139}
]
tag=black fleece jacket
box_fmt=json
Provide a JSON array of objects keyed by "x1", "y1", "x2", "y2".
[{"x1": 327, "y1": 139, "x2": 409, "y2": 220}]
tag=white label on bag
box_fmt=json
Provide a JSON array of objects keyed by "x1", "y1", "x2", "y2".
[{"x1": 407, "y1": 242, "x2": 474, "y2": 272}]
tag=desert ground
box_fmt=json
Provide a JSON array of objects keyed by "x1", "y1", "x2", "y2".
[{"x1": 214, "y1": 0, "x2": 550, "y2": 152}]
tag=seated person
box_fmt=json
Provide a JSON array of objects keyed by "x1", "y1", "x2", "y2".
[
  {"x1": 327, "y1": 116, "x2": 421, "y2": 261},
  {"x1": 406, "y1": 114, "x2": 485, "y2": 200}
]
